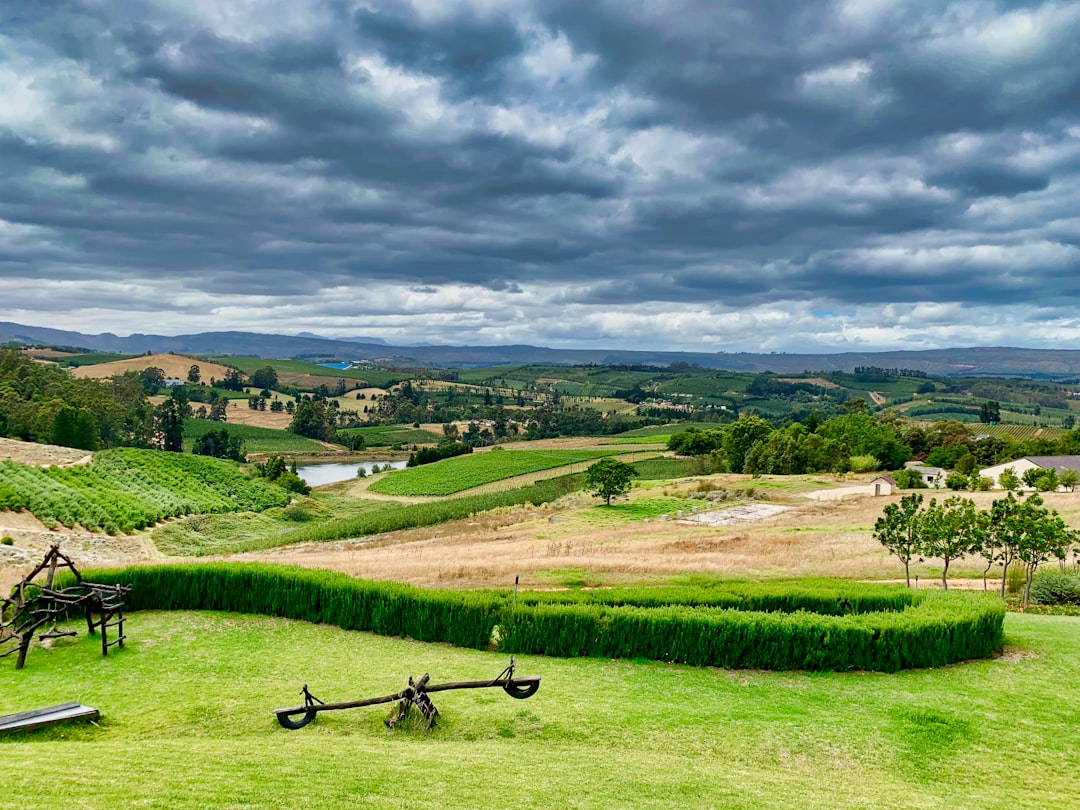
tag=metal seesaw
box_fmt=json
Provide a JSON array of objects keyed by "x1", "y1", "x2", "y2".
[{"x1": 274, "y1": 657, "x2": 540, "y2": 732}]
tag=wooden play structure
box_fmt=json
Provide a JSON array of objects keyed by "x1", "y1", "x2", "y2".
[{"x1": 1, "y1": 545, "x2": 130, "y2": 669}]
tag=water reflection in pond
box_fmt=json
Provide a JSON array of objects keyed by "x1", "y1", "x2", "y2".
[{"x1": 296, "y1": 460, "x2": 407, "y2": 487}]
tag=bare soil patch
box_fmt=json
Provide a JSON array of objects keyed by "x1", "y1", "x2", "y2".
[{"x1": 0, "y1": 437, "x2": 90, "y2": 467}]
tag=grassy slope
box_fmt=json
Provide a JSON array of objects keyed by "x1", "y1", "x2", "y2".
[
  {"x1": 1, "y1": 610, "x2": 1076, "y2": 809},
  {"x1": 183, "y1": 418, "x2": 326, "y2": 453}
]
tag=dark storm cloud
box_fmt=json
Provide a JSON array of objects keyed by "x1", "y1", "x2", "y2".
[{"x1": 1, "y1": 0, "x2": 1080, "y2": 348}]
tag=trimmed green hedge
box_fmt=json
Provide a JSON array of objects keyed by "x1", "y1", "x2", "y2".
[{"x1": 77, "y1": 564, "x2": 1004, "y2": 672}]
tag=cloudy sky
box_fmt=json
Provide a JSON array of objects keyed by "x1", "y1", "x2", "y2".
[{"x1": 2, "y1": 1, "x2": 1079, "y2": 352}]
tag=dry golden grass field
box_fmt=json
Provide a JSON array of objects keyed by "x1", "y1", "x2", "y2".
[
  {"x1": 69, "y1": 353, "x2": 238, "y2": 381},
  {"x1": 224, "y1": 478, "x2": 1080, "y2": 591}
]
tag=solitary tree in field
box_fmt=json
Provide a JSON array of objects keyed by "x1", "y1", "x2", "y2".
[
  {"x1": 873, "y1": 493, "x2": 924, "y2": 587},
  {"x1": 585, "y1": 458, "x2": 637, "y2": 506},
  {"x1": 187, "y1": 364, "x2": 201, "y2": 384}
]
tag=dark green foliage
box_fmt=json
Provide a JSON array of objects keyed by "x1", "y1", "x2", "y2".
[
  {"x1": 584, "y1": 457, "x2": 637, "y2": 505},
  {"x1": 250, "y1": 366, "x2": 279, "y2": 391},
  {"x1": 630, "y1": 457, "x2": 698, "y2": 479},
  {"x1": 191, "y1": 427, "x2": 245, "y2": 461},
  {"x1": 0, "y1": 449, "x2": 289, "y2": 533},
  {"x1": 288, "y1": 400, "x2": 336, "y2": 441},
  {"x1": 76, "y1": 565, "x2": 1005, "y2": 672},
  {"x1": 407, "y1": 441, "x2": 472, "y2": 467},
  {"x1": 497, "y1": 591, "x2": 1004, "y2": 672},
  {"x1": 891, "y1": 468, "x2": 928, "y2": 489},
  {"x1": 1029, "y1": 571, "x2": 1080, "y2": 605},
  {"x1": 153, "y1": 397, "x2": 185, "y2": 451},
  {"x1": 0, "y1": 349, "x2": 154, "y2": 448}
]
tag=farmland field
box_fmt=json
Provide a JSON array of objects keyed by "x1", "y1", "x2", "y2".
[
  {"x1": 207, "y1": 356, "x2": 407, "y2": 388},
  {"x1": 971, "y1": 423, "x2": 1068, "y2": 442},
  {"x1": 0, "y1": 449, "x2": 289, "y2": 532},
  {"x1": 366, "y1": 449, "x2": 624, "y2": 496},
  {"x1": 0, "y1": 609, "x2": 1076, "y2": 809},
  {"x1": 336, "y1": 425, "x2": 442, "y2": 447},
  {"x1": 183, "y1": 418, "x2": 327, "y2": 454}
]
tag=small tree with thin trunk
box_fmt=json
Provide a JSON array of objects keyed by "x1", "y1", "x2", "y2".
[
  {"x1": 873, "y1": 493, "x2": 924, "y2": 587},
  {"x1": 986, "y1": 493, "x2": 1023, "y2": 599},
  {"x1": 920, "y1": 496, "x2": 985, "y2": 590},
  {"x1": 1014, "y1": 494, "x2": 1076, "y2": 608},
  {"x1": 584, "y1": 458, "x2": 637, "y2": 506},
  {"x1": 1058, "y1": 468, "x2": 1079, "y2": 492}
]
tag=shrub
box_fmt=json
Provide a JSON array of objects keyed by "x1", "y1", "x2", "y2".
[
  {"x1": 77, "y1": 565, "x2": 1004, "y2": 672},
  {"x1": 1029, "y1": 570, "x2": 1080, "y2": 605},
  {"x1": 1, "y1": 536, "x2": 13, "y2": 546},
  {"x1": 849, "y1": 455, "x2": 880, "y2": 473}
]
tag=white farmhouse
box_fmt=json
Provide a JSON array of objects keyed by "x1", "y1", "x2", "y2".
[{"x1": 979, "y1": 456, "x2": 1080, "y2": 490}]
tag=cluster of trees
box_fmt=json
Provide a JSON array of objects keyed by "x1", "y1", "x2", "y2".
[
  {"x1": 669, "y1": 411, "x2": 1080, "y2": 479},
  {"x1": 252, "y1": 455, "x2": 310, "y2": 495},
  {"x1": 407, "y1": 441, "x2": 472, "y2": 467},
  {"x1": 0, "y1": 348, "x2": 177, "y2": 451},
  {"x1": 191, "y1": 428, "x2": 245, "y2": 462},
  {"x1": 667, "y1": 412, "x2": 912, "y2": 475},
  {"x1": 874, "y1": 492, "x2": 1076, "y2": 605}
]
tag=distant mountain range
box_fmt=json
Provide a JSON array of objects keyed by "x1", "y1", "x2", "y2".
[{"x1": 4, "y1": 321, "x2": 1080, "y2": 378}]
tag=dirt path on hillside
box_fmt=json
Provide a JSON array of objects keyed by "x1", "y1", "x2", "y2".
[{"x1": 0, "y1": 437, "x2": 90, "y2": 466}]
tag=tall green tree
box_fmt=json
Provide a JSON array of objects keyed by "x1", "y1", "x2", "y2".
[
  {"x1": 288, "y1": 400, "x2": 335, "y2": 442},
  {"x1": 153, "y1": 398, "x2": 185, "y2": 452},
  {"x1": 722, "y1": 415, "x2": 773, "y2": 474},
  {"x1": 584, "y1": 458, "x2": 638, "y2": 506}
]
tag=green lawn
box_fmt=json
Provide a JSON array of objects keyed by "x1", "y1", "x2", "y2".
[
  {"x1": 1, "y1": 610, "x2": 1076, "y2": 808},
  {"x1": 367, "y1": 449, "x2": 624, "y2": 496}
]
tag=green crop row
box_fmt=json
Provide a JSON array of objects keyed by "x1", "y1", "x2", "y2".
[
  {"x1": 78, "y1": 563, "x2": 1005, "y2": 671},
  {"x1": 367, "y1": 449, "x2": 623, "y2": 496},
  {"x1": 0, "y1": 449, "x2": 290, "y2": 533}
]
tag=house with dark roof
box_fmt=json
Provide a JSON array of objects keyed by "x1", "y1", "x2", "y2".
[{"x1": 979, "y1": 456, "x2": 1080, "y2": 490}]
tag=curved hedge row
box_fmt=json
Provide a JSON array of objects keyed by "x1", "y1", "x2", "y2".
[{"x1": 78, "y1": 564, "x2": 1004, "y2": 672}]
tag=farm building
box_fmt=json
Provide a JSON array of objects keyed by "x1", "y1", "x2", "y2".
[
  {"x1": 979, "y1": 456, "x2": 1080, "y2": 490},
  {"x1": 903, "y1": 462, "x2": 945, "y2": 487},
  {"x1": 807, "y1": 474, "x2": 897, "y2": 501}
]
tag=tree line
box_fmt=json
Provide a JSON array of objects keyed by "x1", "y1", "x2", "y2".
[
  {"x1": 874, "y1": 492, "x2": 1076, "y2": 606},
  {"x1": 667, "y1": 411, "x2": 1080, "y2": 477}
]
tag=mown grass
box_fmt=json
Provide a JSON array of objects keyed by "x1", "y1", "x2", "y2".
[
  {"x1": 182, "y1": 418, "x2": 326, "y2": 454},
  {"x1": 575, "y1": 496, "x2": 703, "y2": 525},
  {"x1": 1, "y1": 610, "x2": 1076, "y2": 809},
  {"x1": 367, "y1": 449, "x2": 622, "y2": 496}
]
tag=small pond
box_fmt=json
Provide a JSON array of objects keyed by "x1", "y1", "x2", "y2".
[{"x1": 296, "y1": 460, "x2": 407, "y2": 487}]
